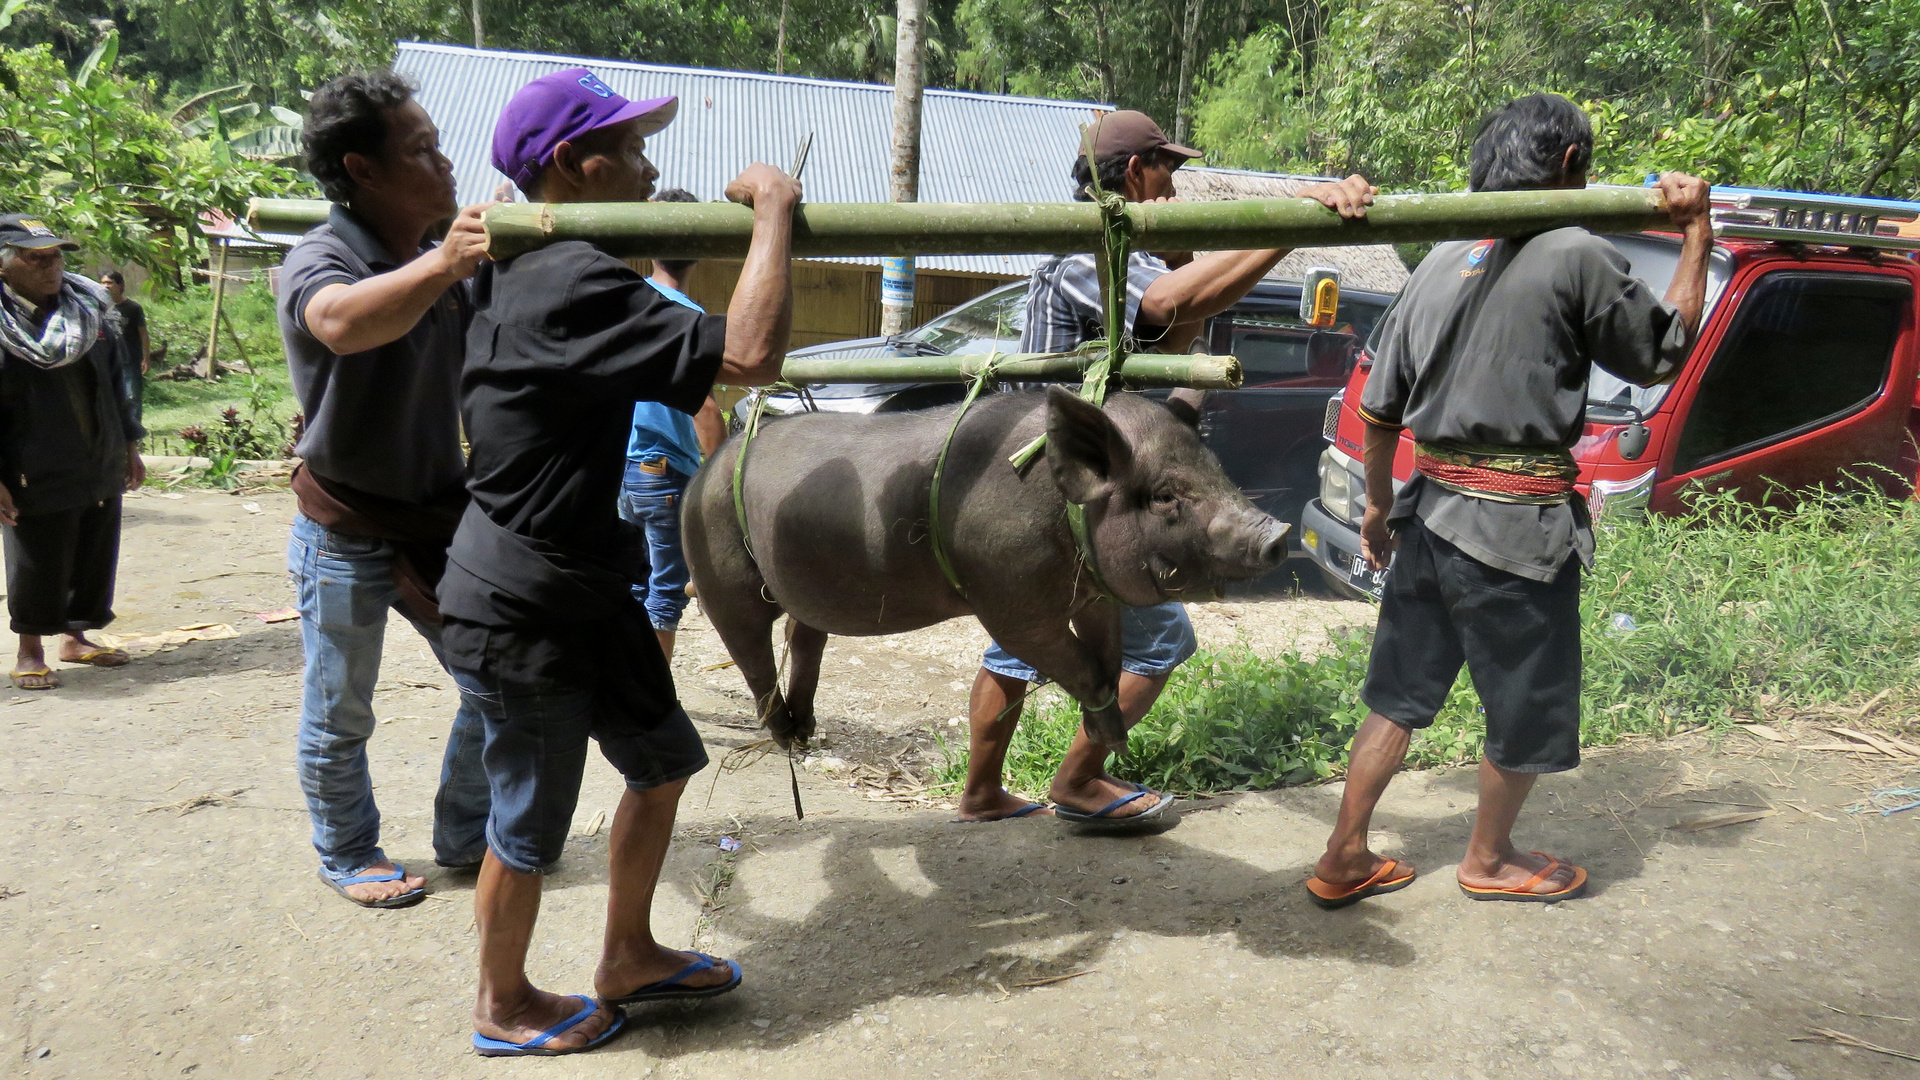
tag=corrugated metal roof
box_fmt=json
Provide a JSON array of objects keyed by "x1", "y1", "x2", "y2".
[{"x1": 393, "y1": 42, "x2": 1115, "y2": 276}]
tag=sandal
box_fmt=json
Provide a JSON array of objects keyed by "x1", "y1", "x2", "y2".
[
  {"x1": 604, "y1": 952, "x2": 742, "y2": 1007},
  {"x1": 473, "y1": 996, "x2": 625, "y2": 1057},
  {"x1": 319, "y1": 863, "x2": 427, "y2": 909},
  {"x1": 9, "y1": 666, "x2": 58, "y2": 691},
  {"x1": 64, "y1": 647, "x2": 129, "y2": 668},
  {"x1": 1458, "y1": 852, "x2": 1588, "y2": 904},
  {"x1": 1305, "y1": 858, "x2": 1418, "y2": 910}
]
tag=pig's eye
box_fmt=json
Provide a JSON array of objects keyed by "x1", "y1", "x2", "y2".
[{"x1": 1151, "y1": 489, "x2": 1180, "y2": 516}]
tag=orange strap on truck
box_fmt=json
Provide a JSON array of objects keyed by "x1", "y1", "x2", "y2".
[{"x1": 1414, "y1": 442, "x2": 1579, "y2": 505}]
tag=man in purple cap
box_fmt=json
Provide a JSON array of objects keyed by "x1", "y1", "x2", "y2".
[{"x1": 437, "y1": 67, "x2": 800, "y2": 1057}]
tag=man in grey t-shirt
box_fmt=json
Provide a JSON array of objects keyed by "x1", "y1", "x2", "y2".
[
  {"x1": 1305, "y1": 94, "x2": 1713, "y2": 909},
  {"x1": 276, "y1": 71, "x2": 495, "y2": 908}
]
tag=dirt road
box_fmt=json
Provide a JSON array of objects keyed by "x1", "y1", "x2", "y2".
[{"x1": 2, "y1": 489, "x2": 1916, "y2": 1079}]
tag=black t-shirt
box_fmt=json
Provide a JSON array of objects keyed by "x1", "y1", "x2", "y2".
[
  {"x1": 439, "y1": 240, "x2": 725, "y2": 682},
  {"x1": 115, "y1": 299, "x2": 145, "y2": 340}
]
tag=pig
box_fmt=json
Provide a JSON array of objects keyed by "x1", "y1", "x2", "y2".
[{"x1": 682, "y1": 386, "x2": 1290, "y2": 752}]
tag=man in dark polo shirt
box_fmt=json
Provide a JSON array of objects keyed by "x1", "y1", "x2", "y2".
[
  {"x1": 1305, "y1": 94, "x2": 1713, "y2": 909},
  {"x1": 440, "y1": 69, "x2": 798, "y2": 1057},
  {"x1": 276, "y1": 71, "x2": 494, "y2": 908}
]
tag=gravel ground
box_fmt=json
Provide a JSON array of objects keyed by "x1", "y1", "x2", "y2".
[{"x1": 1, "y1": 488, "x2": 1915, "y2": 1079}]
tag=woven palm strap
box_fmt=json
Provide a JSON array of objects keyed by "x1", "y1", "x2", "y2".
[{"x1": 1414, "y1": 441, "x2": 1579, "y2": 505}]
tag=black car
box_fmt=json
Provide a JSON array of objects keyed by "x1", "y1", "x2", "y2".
[{"x1": 742, "y1": 277, "x2": 1395, "y2": 553}]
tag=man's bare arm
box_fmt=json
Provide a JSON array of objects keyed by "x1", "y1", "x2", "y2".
[
  {"x1": 301, "y1": 203, "x2": 492, "y2": 355},
  {"x1": 1359, "y1": 419, "x2": 1401, "y2": 572},
  {"x1": 718, "y1": 164, "x2": 801, "y2": 386},
  {"x1": 1654, "y1": 172, "x2": 1714, "y2": 343},
  {"x1": 1137, "y1": 175, "x2": 1376, "y2": 328}
]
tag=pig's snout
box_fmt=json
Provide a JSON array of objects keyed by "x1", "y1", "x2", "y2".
[{"x1": 1210, "y1": 510, "x2": 1291, "y2": 577}]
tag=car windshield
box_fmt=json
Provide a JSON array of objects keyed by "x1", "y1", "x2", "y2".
[
  {"x1": 906, "y1": 284, "x2": 1027, "y2": 353},
  {"x1": 1587, "y1": 234, "x2": 1734, "y2": 419}
]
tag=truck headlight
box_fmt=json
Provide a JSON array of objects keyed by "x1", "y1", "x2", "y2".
[
  {"x1": 1319, "y1": 446, "x2": 1355, "y2": 522},
  {"x1": 1589, "y1": 468, "x2": 1656, "y2": 523}
]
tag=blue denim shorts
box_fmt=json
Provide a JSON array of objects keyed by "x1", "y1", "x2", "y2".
[
  {"x1": 451, "y1": 665, "x2": 709, "y2": 875},
  {"x1": 981, "y1": 601, "x2": 1197, "y2": 684}
]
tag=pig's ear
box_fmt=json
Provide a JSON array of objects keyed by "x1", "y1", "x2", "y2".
[
  {"x1": 1163, "y1": 388, "x2": 1206, "y2": 430},
  {"x1": 1045, "y1": 385, "x2": 1134, "y2": 504}
]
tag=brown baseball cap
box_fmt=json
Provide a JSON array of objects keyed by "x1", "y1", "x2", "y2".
[{"x1": 1084, "y1": 110, "x2": 1201, "y2": 162}]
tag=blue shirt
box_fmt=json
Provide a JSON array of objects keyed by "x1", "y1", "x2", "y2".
[{"x1": 626, "y1": 280, "x2": 707, "y2": 476}]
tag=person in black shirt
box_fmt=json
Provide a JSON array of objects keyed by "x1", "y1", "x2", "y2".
[
  {"x1": 442, "y1": 68, "x2": 798, "y2": 1057},
  {"x1": 98, "y1": 271, "x2": 148, "y2": 416}
]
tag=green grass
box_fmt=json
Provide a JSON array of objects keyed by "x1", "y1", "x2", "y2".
[
  {"x1": 934, "y1": 488, "x2": 1920, "y2": 797},
  {"x1": 136, "y1": 280, "x2": 297, "y2": 453}
]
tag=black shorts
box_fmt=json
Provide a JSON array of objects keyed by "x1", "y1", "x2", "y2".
[{"x1": 1362, "y1": 518, "x2": 1582, "y2": 773}]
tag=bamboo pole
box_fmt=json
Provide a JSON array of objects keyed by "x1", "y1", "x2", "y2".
[
  {"x1": 247, "y1": 186, "x2": 1670, "y2": 259},
  {"x1": 780, "y1": 351, "x2": 1242, "y2": 390}
]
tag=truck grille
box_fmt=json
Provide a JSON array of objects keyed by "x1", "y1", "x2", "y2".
[{"x1": 1322, "y1": 391, "x2": 1343, "y2": 443}]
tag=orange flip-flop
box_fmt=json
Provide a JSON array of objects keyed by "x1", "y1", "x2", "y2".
[
  {"x1": 1306, "y1": 858, "x2": 1417, "y2": 910},
  {"x1": 1458, "y1": 852, "x2": 1588, "y2": 903}
]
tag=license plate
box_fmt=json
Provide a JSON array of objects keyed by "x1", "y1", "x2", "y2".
[{"x1": 1343, "y1": 551, "x2": 1389, "y2": 598}]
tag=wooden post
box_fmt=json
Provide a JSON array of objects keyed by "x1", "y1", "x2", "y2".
[
  {"x1": 203, "y1": 238, "x2": 228, "y2": 380},
  {"x1": 881, "y1": 0, "x2": 927, "y2": 336}
]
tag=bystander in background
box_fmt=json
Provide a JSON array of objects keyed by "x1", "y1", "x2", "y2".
[
  {"x1": 99, "y1": 270, "x2": 149, "y2": 421},
  {"x1": 620, "y1": 187, "x2": 723, "y2": 660},
  {"x1": 0, "y1": 215, "x2": 145, "y2": 690}
]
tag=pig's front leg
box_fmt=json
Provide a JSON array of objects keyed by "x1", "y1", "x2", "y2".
[{"x1": 984, "y1": 601, "x2": 1127, "y2": 751}]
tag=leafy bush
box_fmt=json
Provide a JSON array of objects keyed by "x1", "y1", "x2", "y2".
[{"x1": 936, "y1": 489, "x2": 1920, "y2": 796}]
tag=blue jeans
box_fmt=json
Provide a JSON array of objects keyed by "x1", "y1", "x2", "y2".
[
  {"x1": 981, "y1": 602, "x2": 1198, "y2": 684},
  {"x1": 450, "y1": 662, "x2": 709, "y2": 875},
  {"x1": 287, "y1": 514, "x2": 491, "y2": 879},
  {"x1": 618, "y1": 459, "x2": 693, "y2": 631}
]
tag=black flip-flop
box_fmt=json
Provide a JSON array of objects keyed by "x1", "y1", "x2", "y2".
[
  {"x1": 319, "y1": 863, "x2": 427, "y2": 909},
  {"x1": 604, "y1": 952, "x2": 742, "y2": 1007},
  {"x1": 1055, "y1": 783, "x2": 1176, "y2": 832}
]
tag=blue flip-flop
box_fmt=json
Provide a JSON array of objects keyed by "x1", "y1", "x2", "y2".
[
  {"x1": 955, "y1": 801, "x2": 1050, "y2": 823},
  {"x1": 319, "y1": 863, "x2": 426, "y2": 909},
  {"x1": 604, "y1": 952, "x2": 743, "y2": 1007},
  {"x1": 1055, "y1": 783, "x2": 1176, "y2": 832},
  {"x1": 472, "y1": 996, "x2": 625, "y2": 1057}
]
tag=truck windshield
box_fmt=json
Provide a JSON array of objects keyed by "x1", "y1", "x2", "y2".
[
  {"x1": 906, "y1": 283, "x2": 1027, "y2": 354},
  {"x1": 1587, "y1": 234, "x2": 1734, "y2": 421}
]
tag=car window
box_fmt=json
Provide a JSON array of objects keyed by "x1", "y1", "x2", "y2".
[
  {"x1": 1589, "y1": 234, "x2": 1736, "y2": 418},
  {"x1": 1221, "y1": 295, "x2": 1388, "y2": 387},
  {"x1": 910, "y1": 284, "x2": 1027, "y2": 354},
  {"x1": 1673, "y1": 272, "x2": 1909, "y2": 472}
]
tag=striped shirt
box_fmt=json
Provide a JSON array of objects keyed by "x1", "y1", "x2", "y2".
[{"x1": 1018, "y1": 251, "x2": 1173, "y2": 353}]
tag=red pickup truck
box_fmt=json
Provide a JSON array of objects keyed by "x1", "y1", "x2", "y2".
[{"x1": 1301, "y1": 187, "x2": 1920, "y2": 599}]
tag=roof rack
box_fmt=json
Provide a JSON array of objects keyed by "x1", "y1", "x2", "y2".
[{"x1": 1707, "y1": 185, "x2": 1920, "y2": 252}]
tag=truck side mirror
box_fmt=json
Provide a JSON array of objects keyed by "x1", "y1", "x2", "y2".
[{"x1": 1618, "y1": 420, "x2": 1651, "y2": 460}]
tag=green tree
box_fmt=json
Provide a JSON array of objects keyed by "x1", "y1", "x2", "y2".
[{"x1": 0, "y1": 30, "x2": 307, "y2": 273}]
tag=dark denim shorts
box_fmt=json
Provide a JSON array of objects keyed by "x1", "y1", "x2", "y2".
[
  {"x1": 451, "y1": 666, "x2": 709, "y2": 874},
  {"x1": 1362, "y1": 517, "x2": 1583, "y2": 774}
]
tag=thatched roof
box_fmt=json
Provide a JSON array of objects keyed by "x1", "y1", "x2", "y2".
[{"x1": 1173, "y1": 167, "x2": 1411, "y2": 295}]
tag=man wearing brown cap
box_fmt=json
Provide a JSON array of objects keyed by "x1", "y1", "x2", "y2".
[{"x1": 957, "y1": 111, "x2": 1375, "y2": 825}]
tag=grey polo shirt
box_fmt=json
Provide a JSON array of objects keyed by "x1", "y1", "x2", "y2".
[
  {"x1": 276, "y1": 205, "x2": 470, "y2": 504},
  {"x1": 1359, "y1": 227, "x2": 1690, "y2": 581}
]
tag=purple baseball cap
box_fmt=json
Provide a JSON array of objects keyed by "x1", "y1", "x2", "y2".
[{"x1": 492, "y1": 67, "x2": 677, "y2": 189}]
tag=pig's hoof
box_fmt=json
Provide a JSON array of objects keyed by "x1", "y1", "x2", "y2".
[{"x1": 1082, "y1": 711, "x2": 1128, "y2": 752}]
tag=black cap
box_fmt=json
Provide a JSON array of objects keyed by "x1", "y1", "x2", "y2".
[{"x1": 0, "y1": 214, "x2": 78, "y2": 252}]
